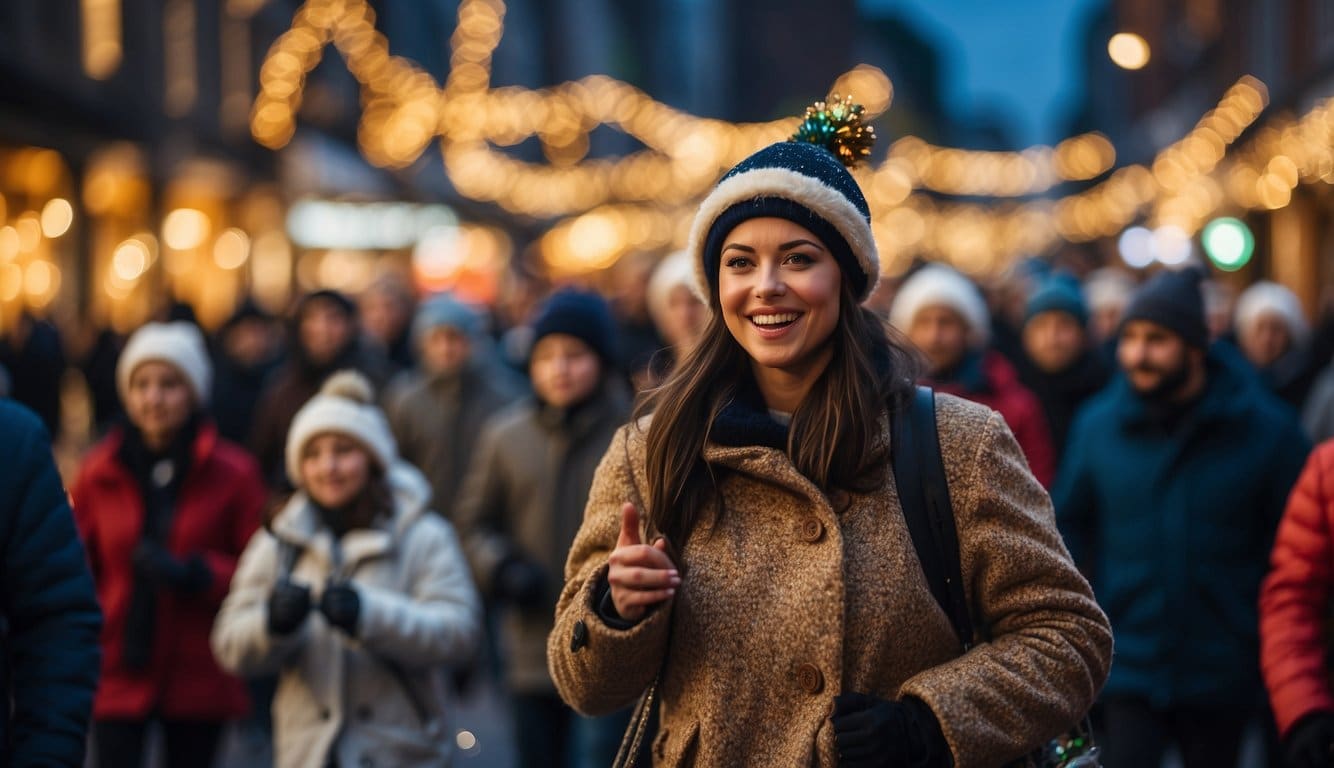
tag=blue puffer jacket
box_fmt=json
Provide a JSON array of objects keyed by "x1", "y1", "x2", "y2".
[
  {"x1": 1054, "y1": 350, "x2": 1309, "y2": 708},
  {"x1": 0, "y1": 400, "x2": 102, "y2": 766}
]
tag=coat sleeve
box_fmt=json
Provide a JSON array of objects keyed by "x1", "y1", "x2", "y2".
[
  {"x1": 1, "y1": 409, "x2": 102, "y2": 767},
  {"x1": 209, "y1": 530, "x2": 308, "y2": 677},
  {"x1": 1261, "y1": 443, "x2": 1334, "y2": 737},
  {"x1": 898, "y1": 411, "x2": 1113, "y2": 768},
  {"x1": 547, "y1": 424, "x2": 673, "y2": 717},
  {"x1": 453, "y1": 419, "x2": 516, "y2": 593},
  {"x1": 356, "y1": 516, "x2": 482, "y2": 668},
  {"x1": 199, "y1": 454, "x2": 267, "y2": 605}
]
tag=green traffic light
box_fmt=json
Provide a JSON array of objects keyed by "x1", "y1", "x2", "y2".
[{"x1": 1202, "y1": 217, "x2": 1254, "y2": 272}]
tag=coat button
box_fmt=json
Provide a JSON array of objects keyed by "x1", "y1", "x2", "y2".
[
  {"x1": 356, "y1": 704, "x2": 372, "y2": 721},
  {"x1": 319, "y1": 707, "x2": 332, "y2": 721},
  {"x1": 571, "y1": 619, "x2": 589, "y2": 652},
  {"x1": 797, "y1": 517, "x2": 824, "y2": 543},
  {"x1": 829, "y1": 489, "x2": 852, "y2": 513},
  {"x1": 795, "y1": 663, "x2": 824, "y2": 694}
]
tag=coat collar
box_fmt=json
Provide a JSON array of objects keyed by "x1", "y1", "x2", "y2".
[
  {"x1": 269, "y1": 461, "x2": 433, "y2": 575},
  {"x1": 87, "y1": 419, "x2": 220, "y2": 485}
]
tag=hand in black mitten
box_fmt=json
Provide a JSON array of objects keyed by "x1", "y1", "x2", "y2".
[
  {"x1": 319, "y1": 582, "x2": 362, "y2": 635},
  {"x1": 267, "y1": 579, "x2": 312, "y2": 636},
  {"x1": 1285, "y1": 712, "x2": 1334, "y2": 768},
  {"x1": 832, "y1": 693, "x2": 942, "y2": 768},
  {"x1": 496, "y1": 556, "x2": 547, "y2": 609},
  {"x1": 132, "y1": 542, "x2": 212, "y2": 593}
]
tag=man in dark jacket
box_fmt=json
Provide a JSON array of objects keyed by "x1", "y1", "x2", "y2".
[
  {"x1": 0, "y1": 400, "x2": 102, "y2": 765},
  {"x1": 1016, "y1": 274, "x2": 1110, "y2": 466},
  {"x1": 0, "y1": 312, "x2": 66, "y2": 437},
  {"x1": 1054, "y1": 267, "x2": 1310, "y2": 768},
  {"x1": 210, "y1": 300, "x2": 282, "y2": 445}
]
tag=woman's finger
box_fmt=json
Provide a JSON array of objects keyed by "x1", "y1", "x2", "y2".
[
  {"x1": 608, "y1": 544, "x2": 676, "y2": 570},
  {"x1": 609, "y1": 565, "x2": 680, "y2": 589},
  {"x1": 615, "y1": 588, "x2": 676, "y2": 608}
]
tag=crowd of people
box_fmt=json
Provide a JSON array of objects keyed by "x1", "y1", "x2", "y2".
[{"x1": 7, "y1": 124, "x2": 1334, "y2": 768}]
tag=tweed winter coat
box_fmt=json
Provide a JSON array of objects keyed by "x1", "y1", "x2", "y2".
[
  {"x1": 210, "y1": 462, "x2": 482, "y2": 768},
  {"x1": 455, "y1": 385, "x2": 630, "y2": 694},
  {"x1": 1260, "y1": 440, "x2": 1334, "y2": 737},
  {"x1": 548, "y1": 393, "x2": 1112, "y2": 768}
]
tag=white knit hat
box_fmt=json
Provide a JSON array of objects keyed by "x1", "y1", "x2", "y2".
[
  {"x1": 285, "y1": 370, "x2": 398, "y2": 488},
  {"x1": 646, "y1": 251, "x2": 700, "y2": 330},
  {"x1": 888, "y1": 264, "x2": 991, "y2": 348},
  {"x1": 1235, "y1": 280, "x2": 1309, "y2": 345},
  {"x1": 116, "y1": 321, "x2": 212, "y2": 405}
]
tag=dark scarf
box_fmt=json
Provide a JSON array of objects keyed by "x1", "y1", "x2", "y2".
[{"x1": 117, "y1": 413, "x2": 200, "y2": 672}]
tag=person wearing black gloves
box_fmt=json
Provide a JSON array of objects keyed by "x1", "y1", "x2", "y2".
[
  {"x1": 455, "y1": 288, "x2": 633, "y2": 768},
  {"x1": 71, "y1": 322, "x2": 265, "y2": 768},
  {"x1": 546, "y1": 99, "x2": 1112, "y2": 767},
  {"x1": 212, "y1": 371, "x2": 482, "y2": 768}
]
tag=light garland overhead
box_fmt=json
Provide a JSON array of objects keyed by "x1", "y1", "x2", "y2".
[{"x1": 253, "y1": 0, "x2": 1334, "y2": 275}]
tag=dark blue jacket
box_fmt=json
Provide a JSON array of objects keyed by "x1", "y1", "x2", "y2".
[
  {"x1": 0, "y1": 401, "x2": 101, "y2": 766},
  {"x1": 1054, "y1": 350, "x2": 1310, "y2": 708}
]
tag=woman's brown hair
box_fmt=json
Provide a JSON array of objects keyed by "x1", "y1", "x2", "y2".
[{"x1": 634, "y1": 271, "x2": 920, "y2": 546}]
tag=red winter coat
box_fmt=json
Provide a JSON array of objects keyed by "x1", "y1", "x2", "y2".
[
  {"x1": 71, "y1": 423, "x2": 265, "y2": 721},
  {"x1": 1261, "y1": 440, "x2": 1334, "y2": 737},
  {"x1": 929, "y1": 350, "x2": 1056, "y2": 488}
]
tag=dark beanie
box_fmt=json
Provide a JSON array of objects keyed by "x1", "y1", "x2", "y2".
[
  {"x1": 1025, "y1": 274, "x2": 1088, "y2": 327},
  {"x1": 530, "y1": 288, "x2": 618, "y2": 366},
  {"x1": 297, "y1": 289, "x2": 357, "y2": 319},
  {"x1": 1119, "y1": 267, "x2": 1208, "y2": 349}
]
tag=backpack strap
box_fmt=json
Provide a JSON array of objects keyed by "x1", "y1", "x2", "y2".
[{"x1": 891, "y1": 386, "x2": 975, "y2": 651}]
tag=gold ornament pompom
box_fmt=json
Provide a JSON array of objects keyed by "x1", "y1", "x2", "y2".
[{"x1": 791, "y1": 94, "x2": 876, "y2": 168}]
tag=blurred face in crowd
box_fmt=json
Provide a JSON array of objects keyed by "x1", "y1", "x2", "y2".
[
  {"x1": 224, "y1": 317, "x2": 275, "y2": 367},
  {"x1": 1239, "y1": 313, "x2": 1292, "y2": 369},
  {"x1": 908, "y1": 305, "x2": 971, "y2": 377},
  {"x1": 531, "y1": 334, "x2": 602, "y2": 408},
  {"x1": 1118, "y1": 320, "x2": 1205, "y2": 401},
  {"x1": 421, "y1": 325, "x2": 472, "y2": 376},
  {"x1": 301, "y1": 432, "x2": 372, "y2": 510},
  {"x1": 718, "y1": 217, "x2": 841, "y2": 384},
  {"x1": 361, "y1": 286, "x2": 411, "y2": 347},
  {"x1": 300, "y1": 299, "x2": 355, "y2": 366},
  {"x1": 1023, "y1": 310, "x2": 1086, "y2": 374},
  {"x1": 662, "y1": 284, "x2": 707, "y2": 351},
  {"x1": 126, "y1": 361, "x2": 195, "y2": 449}
]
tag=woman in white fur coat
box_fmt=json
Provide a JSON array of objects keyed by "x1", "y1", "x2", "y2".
[{"x1": 212, "y1": 371, "x2": 482, "y2": 768}]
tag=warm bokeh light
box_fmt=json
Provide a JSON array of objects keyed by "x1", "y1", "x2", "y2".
[
  {"x1": 213, "y1": 228, "x2": 251, "y2": 269},
  {"x1": 113, "y1": 238, "x2": 151, "y2": 281},
  {"x1": 40, "y1": 198, "x2": 74, "y2": 238},
  {"x1": 162, "y1": 208, "x2": 211, "y2": 250},
  {"x1": 1108, "y1": 32, "x2": 1151, "y2": 70}
]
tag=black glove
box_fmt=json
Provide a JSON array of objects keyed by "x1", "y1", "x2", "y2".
[
  {"x1": 1285, "y1": 712, "x2": 1334, "y2": 768},
  {"x1": 495, "y1": 555, "x2": 547, "y2": 609},
  {"x1": 319, "y1": 581, "x2": 362, "y2": 635},
  {"x1": 266, "y1": 579, "x2": 312, "y2": 636},
  {"x1": 132, "y1": 542, "x2": 212, "y2": 594},
  {"x1": 831, "y1": 693, "x2": 945, "y2": 768}
]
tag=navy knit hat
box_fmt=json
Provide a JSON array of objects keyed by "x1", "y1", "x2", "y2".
[
  {"x1": 1025, "y1": 274, "x2": 1088, "y2": 327},
  {"x1": 688, "y1": 103, "x2": 879, "y2": 303},
  {"x1": 530, "y1": 288, "x2": 618, "y2": 366},
  {"x1": 1119, "y1": 267, "x2": 1208, "y2": 349}
]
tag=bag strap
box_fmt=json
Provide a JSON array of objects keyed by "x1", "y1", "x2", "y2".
[{"x1": 891, "y1": 386, "x2": 974, "y2": 650}]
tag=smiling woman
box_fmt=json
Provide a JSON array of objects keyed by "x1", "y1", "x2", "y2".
[{"x1": 547, "y1": 98, "x2": 1113, "y2": 768}]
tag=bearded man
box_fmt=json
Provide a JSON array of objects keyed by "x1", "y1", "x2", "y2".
[{"x1": 1054, "y1": 266, "x2": 1310, "y2": 768}]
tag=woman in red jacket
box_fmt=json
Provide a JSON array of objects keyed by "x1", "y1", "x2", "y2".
[
  {"x1": 71, "y1": 321, "x2": 265, "y2": 768},
  {"x1": 1261, "y1": 439, "x2": 1334, "y2": 768}
]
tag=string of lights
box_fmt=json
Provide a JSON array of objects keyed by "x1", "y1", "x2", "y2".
[{"x1": 252, "y1": 0, "x2": 1334, "y2": 276}]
